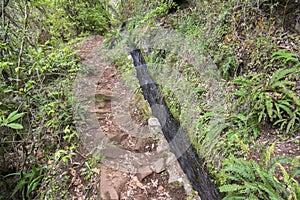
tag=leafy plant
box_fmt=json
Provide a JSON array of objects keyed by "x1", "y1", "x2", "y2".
[
  {"x1": 0, "y1": 110, "x2": 25, "y2": 130},
  {"x1": 232, "y1": 59, "x2": 300, "y2": 133},
  {"x1": 271, "y1": 50, "x2": 300, "y2": 66},
  {"x1": 80, "y1": 160, "x2": 100, "y2": 181},
  {"x1": 140, "y1": 2, "x2": 174, "y2": 25},
  {"x1": 59, "y1": 0, "x2": 110, "y2": 34},
  {"x1": 219, "y1": 144, "x2": 300, "y2": 199},
  {"x1": 125, "y1": 1, "x2": 175, "y2": 30},
  {"x1": 0, "y1": 0, "x2": 113, "y2": 199},
  {"x1": 5, "y1": 166, "x2": 44, "y2": 198}
]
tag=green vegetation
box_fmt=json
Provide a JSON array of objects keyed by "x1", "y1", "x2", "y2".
[
  {"x1": 1, "y1": 0, "x2": 299, "y2": 199},
  {"x1": 105, "y1": 0, "x2": 300, "y2": 199},
  {"x1": 1, "y1": 0, "x2": 108, "y2": 199},
  {"x1": 232, "y1": 56, "x2": 300, "y2": 134},
  {"x1": 218, "y1": 143, "x2": 300, "y2": 199}
]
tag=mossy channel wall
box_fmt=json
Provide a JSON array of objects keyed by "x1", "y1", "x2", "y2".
[{"x1": 130, "y1": 48, "x2": 221, "y2": 200}]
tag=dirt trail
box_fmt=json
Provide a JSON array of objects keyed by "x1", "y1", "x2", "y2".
[{"x1": 76, "y1": 36, "x2": 199, "y2": 200}]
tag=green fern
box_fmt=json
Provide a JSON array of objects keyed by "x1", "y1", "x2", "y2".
[
  {"x1": 271, "y1": 50, "x2": 299, "y2": 66},
  {"x1": 219, "y1": 145, "x2": 300, "y2": 199},
  {"x1": 264, "y1": 142, "x2": 275, "y2": 167},
  {"x1": 232, "y1": 50, "x2": 300, "y2": 134},
  {"x1": 268, "y1": 66, "x2": 299, "y2": 86},
  {"x1": 232, "y1": 66, "x2": 300, "y2": 133},
  {"x1": 219, "y1": 184, "x2": 245, "y2": 192}
]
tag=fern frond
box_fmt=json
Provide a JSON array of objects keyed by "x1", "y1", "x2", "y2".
[
  {"x1": 274, "y1": 102, "x2": 283, "y2": 119},
  {"x1": 222, "y1": 158, "x2": 256, "y2": 181},
  {"x1": 265, "y1": 95, "x2": 273, "y2": 120},
  {"x1": 230, "y1": 113, "x2": 248, "y2": 124},
  {"x1": 222, "y1": 194, "x2": 246, "y2": 200},
  {"x1": 278, "y1": 87, "x2": 300, "y2": 106},
  {"x1": 264, "y1": 142, "x2": 276, "y2": 167},
  {"x1": 290, "y1": 156, "x2": 300, "y2": 177},
  {"x1": 276, "y1": 163, "x2": 290, "y2": 184},
  {"x1": 246, "y1": 193, "x2": 259, "y2": 200},
  {"x1": 276, "y1": 103, "x2": 293, "y2": 117},
  {"x1": 271, "y1": 50, "x2": 299, "y2": 65},
  {"x1": 243, "y1": 181, "x2": 260, "y2": 193},
  {"x1": 219, "y1": 184, "x2": 244, "y2": 192},
  {"x1": 256, "y1": 165, "x2": 274, "y2": 191},
  {"x1": 269, "y1": 67, "x2": 299, "y2": 85},
  {"x1": 233, "y1": 76, "x2": 253, "y2": 86},
  {"x1": 277, "y1": 98, "x2": 294, "y2": 107},
  {"x1": 286, "y1": 114, "x2": 296, "y2": 133},
  {"x1": 258, "y1": 108, "x2": 265, "y2": 123},
  {"x1": 268, "y1": 174, "x2": 288, "y2": 197},
  {"x1": 257, "y1": 182, "x2": 283, "y2": 200},
  {"x1": 289, "y1": 179, "x2": 300, "y2": 200},
  {"x1": 271, "y1": 80, "x2": 296, "y2": 89},
  {"x1": 295, "y1": 108, "x2": 300, "y2": 118}
]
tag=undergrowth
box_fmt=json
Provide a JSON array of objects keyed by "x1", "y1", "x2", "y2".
[
  {"x1": 2, "y1": 0, "x2": 296, "y2": 198},
  {"x1": 219, "y1": 144, "x2": 300, "y2": 200},
  {"x1": 0, "y1": 0, "x2": 109, "y2": 199},
  {"x1": 103, "y1": 0, "x2": 300, "y2": 199}
]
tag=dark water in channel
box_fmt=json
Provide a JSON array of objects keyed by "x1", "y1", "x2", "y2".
[{"x1": 130, "y1": 48, "x2": 221, "y2": 200}]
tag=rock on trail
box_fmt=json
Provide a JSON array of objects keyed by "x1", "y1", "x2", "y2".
[{"x1": 76, "y1": 36, "x2": 201, "y2": 200}]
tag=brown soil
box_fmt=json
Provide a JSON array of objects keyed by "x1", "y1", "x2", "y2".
[{"x1": 76, "y1": 35, "x2": 189, "y2": 200}]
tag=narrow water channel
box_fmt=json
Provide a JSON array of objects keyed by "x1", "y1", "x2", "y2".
[{"x1": 130, "y1": 48, "x2": 221, "y2": 200}]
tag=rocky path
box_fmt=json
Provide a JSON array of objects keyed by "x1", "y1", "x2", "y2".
[{"x1": 76, "y1": 36, "x2": 200, "y2": 200}]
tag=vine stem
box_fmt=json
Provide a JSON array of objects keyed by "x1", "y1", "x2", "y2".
[
  {"x1": 16, "y1": 0, "x2": 29, "y2": 87},
  {"x1": 282, "y1": 0, "x2": 290, "y2": 28}
]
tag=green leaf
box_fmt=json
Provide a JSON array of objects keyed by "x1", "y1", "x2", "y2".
[
  {"x1": 27, "y1": 175, "x2": 42, "y2": 197},
  {"x1": 7, "y1": 110, "x2": 18, "y2": 121},
  {"x1": 265, "y1": 143, "x2": 275, "y2": 167},
  {"x1": 277, "y1": 104, "x2": 293, "y2": 117},
  {"x1": 274, "y1": 103, "x2": 283, "y2": 119},
  {"x1": 269, "y1": 67, "x2": 299, "y2": 85},
  {"x1": 286, "y1": 115, "x2": 296, "y2": 133},
  {"x1": 271, "y1": 50, "x2": 299, "y2": 65},
  {"x1": 257, "y1": 182, "x2": 282, "y2": 200},
  {"x1": 6, "y1": 123, "x2": 24, "y2": 129},
  {"x1": 271, "y1": 80, "x2": 295, "y2": 88},
  {"x1": 230, "y1": 113, "x2": 247, "y2": 124},
  {"x1": 279, "y1": 87, "x2": 300, "y2": 106},
  {"x1": 243, "y1": 182, "x2": 259, "y2": 193},
  {"x1": 291, "y1": 169, "x2": 300, "y2": 179},
  {"x1": 258, "y1": 110, "x2": 264, "y2": 123},
  {"x1": 3, "y1": 172, "x2": 21, "y2": 178},
  {"x1": 265, "y1": 95, "x2": 273, "y2": 120},
  {"x1": 12, "y1": 179, "x2": 27, "y2": 196},
  {"x1": 247, "y1": 193, "x2": 259, "y2": 200},
  {"x1": 223, "y1": 195, "x2": 245, "y2": 200},
  {"x1": 277, "y1": 163, "x2": 290, "y2": 184},
  {"x1": 219, "y1": 184, "x2": 244, "y2": 192},
  {"x1": 6, "y1": 111, "x2": 25, "y2": 123},
  {"x1": 233, "y1": 76, "x2": 253, "y2": 86}
]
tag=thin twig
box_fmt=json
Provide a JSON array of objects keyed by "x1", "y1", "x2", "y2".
[{"x1": 16, "y1": 0, "x2": 29, "y2": 87}]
